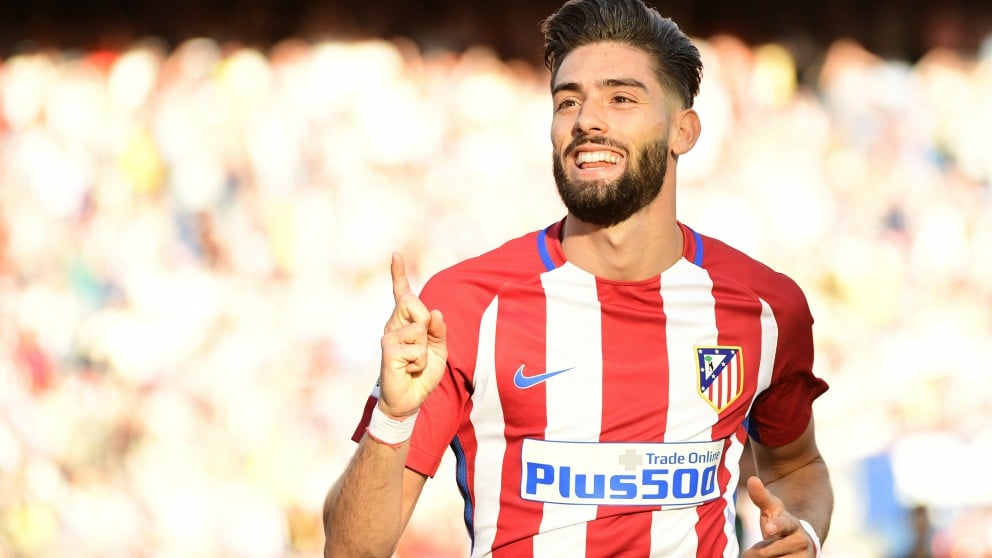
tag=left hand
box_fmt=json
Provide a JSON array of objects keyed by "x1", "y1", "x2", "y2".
[{"x1": 741, "y1": 476, "x2": 816, "y2": 557}]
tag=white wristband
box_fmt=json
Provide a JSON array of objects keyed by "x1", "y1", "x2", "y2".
[
  {"x1": 798, "y1": 519, "x2": 821, "y2": 557},
  {"x1": 368, "y1": 405, "x2": 418, "y2": 446}
]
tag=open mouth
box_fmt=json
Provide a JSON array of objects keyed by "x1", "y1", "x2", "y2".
[{"x1": 574, "y1": 150, "x2": 623, "y2": 170}]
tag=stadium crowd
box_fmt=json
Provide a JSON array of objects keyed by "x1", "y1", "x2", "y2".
[{"x1": 1, "y1": 26, "x2": 991, "y2": 557}]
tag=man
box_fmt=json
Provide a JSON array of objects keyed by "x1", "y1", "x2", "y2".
[{"x1": 323, "y1": 0, "x2": 833, "y2": 556}]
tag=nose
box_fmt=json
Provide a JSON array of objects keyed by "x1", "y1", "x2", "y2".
[{"x1": 573, "y1": 100, "x2": 608, "y2": 136}]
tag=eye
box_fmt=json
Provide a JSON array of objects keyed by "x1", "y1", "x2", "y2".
[
  {"x1": 556, "y1": 98, "x2": 579, "y2": 111},
  {"x1": 612, "y1": 95, "x2": 635, "y2": 104}
]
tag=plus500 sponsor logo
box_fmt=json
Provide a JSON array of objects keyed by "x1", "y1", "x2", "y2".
[{"x1": 522, "y1": 462, "x2": 719, "y2": 506}]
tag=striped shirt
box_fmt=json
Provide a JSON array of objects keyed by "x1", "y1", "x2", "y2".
[{"x1": 354, "y1": 219, "x2": 828, "y2": 557}]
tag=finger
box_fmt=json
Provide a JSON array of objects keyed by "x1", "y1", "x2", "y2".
[
  {"x1": 399, "y1": 344, "x2": 429, "y2": 373},
  {"x1": 384, "y1": 346, "x2": 428, "y2": 375},
  {"x1": 747, "y1": 476, "x2": 786, "y2": 537},
  {"x1": 385, "y1": 296, "x2": 432, "y2": 333},
  {"x1": 743, "y1": 530, "x2": 808, "y2": 558},
  {"x1": 747, "y1": 476, "x2": 781, "y2": 514},
  {"x1": 426, "y1": 309, "x2": 447, "y2": 351},
  {"x1": 382, "y1": 321, "x2": 428, "y2": 348},
  {"x1": 381, "y1": 336, "x2": 429, "y2": 373},
  {"x1": 387, "y1": 252, "x2": 431, "y2": 328},
  {"x1": 766, "y1": 515, "x2": 802, "y2": 542},
  {"x1": 391, "y1": 252, "x2": 413, "y2": 303}
]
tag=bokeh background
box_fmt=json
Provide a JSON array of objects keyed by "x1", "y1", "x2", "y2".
[{"x1": 1, "y1": 1, "x2": 991, "y2": 556}]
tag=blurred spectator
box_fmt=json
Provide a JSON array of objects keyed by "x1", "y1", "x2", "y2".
[{"x1": 0, "y1": 22, "x2": 990, "y2": 557}]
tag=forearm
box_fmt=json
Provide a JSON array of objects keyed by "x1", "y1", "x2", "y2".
[
  {"x1": 323, "y1": 434, "x2": 410, "y2": 558},
  {"x1": 323, "y1": 252, "x2": 444, "y2": 556},
  {"x1": 761, "y1": 455, "x2": 833, "y2": 542}
]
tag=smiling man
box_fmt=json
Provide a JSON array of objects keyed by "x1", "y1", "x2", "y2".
[
  {"x1": 323, "y1": 1, "x2": 833, "y2": 557},
  {"x1": 551, "y1": 54, "x2": 675, "y2": 231}
]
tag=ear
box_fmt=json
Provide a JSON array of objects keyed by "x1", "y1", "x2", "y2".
[{"x1": 670, "y1": 108, "x2": 701, "y2": 157}]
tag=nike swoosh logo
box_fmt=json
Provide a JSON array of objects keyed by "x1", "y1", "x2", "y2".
[{"x1": 513, "y1": 365, "x2": 575, "y2": 389}]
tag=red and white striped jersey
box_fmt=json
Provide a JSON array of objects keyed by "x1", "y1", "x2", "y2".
[{"x1": 353, "y1": 220, "x2": 828, "y2": 557}]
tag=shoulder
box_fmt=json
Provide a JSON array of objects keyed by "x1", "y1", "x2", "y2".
[
  {"x1": 418, "y1": 225, "x2": 557, "y2": 376},
  {"x1": 688, "y1": 226, "x2": 811, "y2": 321},
  {"x1": 420, "y1": 225, "x2": 555, "y2": 312}
]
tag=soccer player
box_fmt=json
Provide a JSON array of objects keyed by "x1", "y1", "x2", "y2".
[{"x1": 323, "y1": 0, "x2": 833, "y2": 556}]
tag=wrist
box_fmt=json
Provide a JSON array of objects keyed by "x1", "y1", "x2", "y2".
[
  {"x1": 376, "y1": 400, "x2": 415, "y2": 421},
  {"x1": 367, "y1": 404, "x2": 418, "y2": 447},
  {"x1": 798, "y1": 519, "x2": 821, "y2": 557}
]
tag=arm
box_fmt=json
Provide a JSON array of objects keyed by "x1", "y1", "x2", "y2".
[
  {"x1": 743, "y1": 418, "x2": 833, "y2": 557},
  {"x1": 323, "y1": 445, "x2": 427, "y2": 558},
  {"x1": 323, "y1": 253, "x2": 448, "y2": 557}
]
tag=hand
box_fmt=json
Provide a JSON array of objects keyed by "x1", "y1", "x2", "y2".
[
  {"x1": 742, "y1": 476, "x2": 816, "y2": 558},
  {"x1": 378, "y1": 252, "x2": 448, "y2": 420}
]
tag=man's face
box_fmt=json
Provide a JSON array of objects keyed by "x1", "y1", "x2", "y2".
[{"x1": 550, "y1": 42, "x2": 674, "y2": 227}]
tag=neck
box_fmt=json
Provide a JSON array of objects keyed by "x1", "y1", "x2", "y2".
[{"x1": 561, "y1": 188, "x2": 683, "y2": 281}]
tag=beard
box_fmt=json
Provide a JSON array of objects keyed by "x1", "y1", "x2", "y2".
[{"x1": 553, "y1": 135, "x2": 669, "y2": 228}]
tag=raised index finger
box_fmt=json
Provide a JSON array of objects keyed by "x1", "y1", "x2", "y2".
[
  {"x1": 387, "y1": 252, "x2": 431, "y2": 329},
  {"x1": 391, "y1": 251, "x2": 413, "y2": 303}
]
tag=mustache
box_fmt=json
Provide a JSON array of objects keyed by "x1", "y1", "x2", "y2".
[{"x1": 563, "y1": 134, "x2": 628, "y2": 158}]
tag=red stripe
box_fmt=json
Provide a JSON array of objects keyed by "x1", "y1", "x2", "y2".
[
  {"x1": 718, "y1": 366, "x2": 725, "y2": 408},
  {"x1": 726, "y1": 366, "x2": 732, "y2": 408},
  {"x1": 350, "y1": 395, "x2": 378, "y2": 442},
  {"x1": 721, "y1": 359, "x2": 730, "y2": 408},
  {"x1": 694, "y1": 276, "x2": 766, "y2": 555},
  {"x1": 491, "y1": 281, "x2": 549, "y2": 556},
  {"x1": 586, "y1": 278, "x2": 668, "y2": 557}
]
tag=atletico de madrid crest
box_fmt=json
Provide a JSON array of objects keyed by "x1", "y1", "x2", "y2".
[{"x1": 695, "y1": 346, "x2": 744, "y2": 412}]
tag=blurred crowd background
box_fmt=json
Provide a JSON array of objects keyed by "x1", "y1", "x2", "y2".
[{"x1": 1, "y1": 1, "x2": 991, "y2": 557}]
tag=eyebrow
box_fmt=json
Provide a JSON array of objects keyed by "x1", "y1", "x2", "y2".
[{"x1": 552, "y1": 78, "x2": 650, "y2": 96}]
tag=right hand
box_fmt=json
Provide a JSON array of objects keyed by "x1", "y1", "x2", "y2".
[{"x1": 378, "y1": 252, "x2": 448, "y2": 420}]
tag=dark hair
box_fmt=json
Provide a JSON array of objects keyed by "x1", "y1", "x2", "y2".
[{"x1": 541, "y1": 0, "x2": 702, "y2": 108}]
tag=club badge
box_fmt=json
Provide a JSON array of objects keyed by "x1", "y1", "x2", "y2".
[{"x1": 695, "y1": 346, "x2": 744, "y2": 412}]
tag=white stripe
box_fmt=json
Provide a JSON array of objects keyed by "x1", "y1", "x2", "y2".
[
  {"x1": 534, "y1": 263, "x2": 603, "y2": 557},
  {"x1": 659, "y1": 260, "x2": 720, "y2": 442},
  {"x1": 754, "y1": 299, "x2": 778, "y2": 396},
  {"x1": 651, "y1": 260, "x2": 717, "y2": 556},
  {"x1": 649, "y1": 507, "x2": 704, "y2": 556},
  {"x1": 651, "y1": 260, "x2": 720, "y2": 555},
  {"x1": 722, "y1": 299, "x2": 777, "y2": 557},
  {"x1": 529, "y1": 523, "x2": 589, "y2": 557},
  {"x1": 469, "y1": 300, "x2": 504, "y2": 558},
  {"x1": 720, "y1": 437, "x2": 746, "y2": 557}
]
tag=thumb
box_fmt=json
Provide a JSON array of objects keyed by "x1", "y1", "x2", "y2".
[
  {"x1": 427, "y1": 309, "x2": 447, "y2": 352},
  {"x1": 747, "y1": 476, "x2": 785, "y2": 537}
]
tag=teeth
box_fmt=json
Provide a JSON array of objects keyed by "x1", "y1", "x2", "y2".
[{"x1": 576, "y1": 151, "x2": 622, "y2": 165}]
